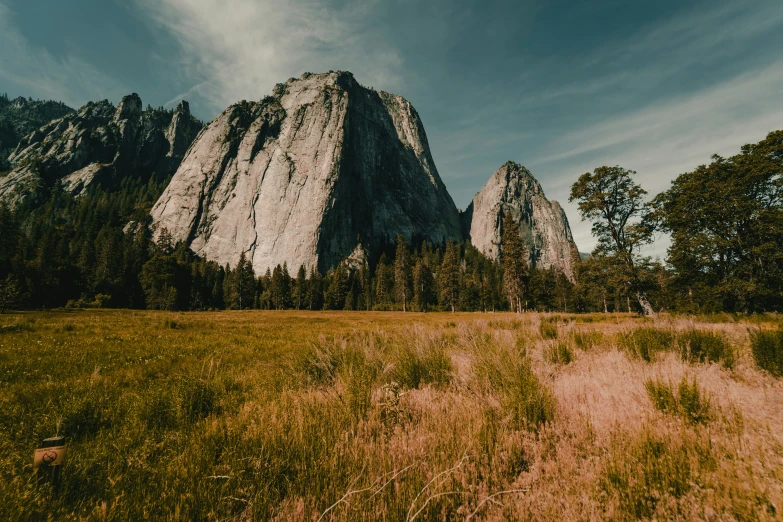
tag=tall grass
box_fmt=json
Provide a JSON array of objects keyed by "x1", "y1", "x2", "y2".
[
  {"x1": 0, "y1": 311, "x2": 779, "y2": 520},
  {"x1": 539, "y1": 319, "x2": 559, "y2": 339},
  {"x1": 750, "y1": 328, "x2": 783, "y2": 376},
  {"x1": 678, "y1": 329, "x2": 735, "y2": 368},
  {"x1": 618, "y1": 327, "x2": 675, "y2": 362},
  {"x1": 602, "y1": 428, "x2": 713, "y2": 520},
  {"x1": 645, "y1": 376, "x2": 712, "y2": 424},
  {"x1": 545, "y1": 340, "x2": 575, "y2": 365}
]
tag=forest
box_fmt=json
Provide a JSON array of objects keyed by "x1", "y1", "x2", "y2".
[{"x1": 0, "y1": 130, "x2": 781, "y2": 314}]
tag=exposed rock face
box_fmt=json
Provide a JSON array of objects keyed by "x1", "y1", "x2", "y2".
[
  {"x1": 0, "y1": 95, "x2": 74, "y2": 170},
  {"x1": 151, "y1": 71, "x2": 461, "y2": 274},
  {"x1": 467, "y1": 161, "x2": 579, "y2": 281},
  {"x1": 0, "y1": 95, "x2": 202, "y2": 204}
]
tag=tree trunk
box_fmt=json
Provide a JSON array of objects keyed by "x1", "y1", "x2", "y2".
[{"x1": 635, "y1": 291, "x2": 657, "y2": 317}]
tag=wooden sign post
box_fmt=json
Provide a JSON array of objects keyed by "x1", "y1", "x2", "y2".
[{"x1": 34, "y1": 436, "x2": 66, "y2": 493}]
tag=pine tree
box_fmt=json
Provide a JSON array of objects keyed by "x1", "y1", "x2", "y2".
[
  {"x1": 374, "y1": 254, "x2": 394, "y2": 306},
  {"x1": 394, "y1": 234, "x2": 412, "y2": 312},
  {"x1": 413, "y1": 258, "x2": 435, "y2": 312},
  {"x1": 359, "y1": 263, "x2": 373, "y2": 310},
  {"x1": 501, "y1": 212, "x2": 528, "y2": 313},
  {"x1": 295, "y1": 265, "x2": 307, "y2": 310},
  {"x1": 325, "y1": 265, "x2": 349, "y2": 310},
  {"x1": 439, "y1": 240, "x2": 460, "y2": 312},
  {"x1": 235, "y1": 253, "x2": 256, "y2": 309},
  {"x1": 270, "y1": 263, "x2": 291, "y2": 309},
  {"x1": 0, "y1": 275, "x2": 19, "y2": 313},
  {"x1": 156, "y1": 227, "x2": 174, "y2": 255},
  {"x1": 308, "y1": 267, "x2": 324, "y2": 310}
]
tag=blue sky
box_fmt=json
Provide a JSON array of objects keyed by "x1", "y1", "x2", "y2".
[{"x1": 2, "y1": 0, "x2": 782, "y2": 255}]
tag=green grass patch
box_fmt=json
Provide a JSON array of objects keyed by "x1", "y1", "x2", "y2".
[
  {"x1": 645, "y1": 376, "x2": 711, "y2": 424},
  {"x1": 539, "y1": 320, "x2": 558, "y2": 339},
  {"x1": 749, "y1": 328, "x2": 783, "y2": 376},
  {"x1": 678, "y1": 329, "x2": 735, "y2": 368},
  {"x1": 618, "y1": 327, "x2": 675, "y2": 362},
  {"x1": 572, "y1": 330, "x2": 603, "y2": 350},
  {"x1": 601, "y1": 428, "x2": 714, "y2": 520},
  {"x1": 545, "y1": 340, "x2": 574, "y2": 365}
]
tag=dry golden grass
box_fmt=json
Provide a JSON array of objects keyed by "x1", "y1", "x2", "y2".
[{"x1": 0, "y1": 310, "x2": 781, "y2": 520}]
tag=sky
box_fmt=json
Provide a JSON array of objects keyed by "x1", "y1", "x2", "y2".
[{"x1": 1, "y1": 0, "x2": 782, "y2": 256}]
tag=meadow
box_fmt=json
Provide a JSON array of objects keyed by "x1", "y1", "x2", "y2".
[{"x1": 0, "y1": 310, "x2": 781, "y2": 521}]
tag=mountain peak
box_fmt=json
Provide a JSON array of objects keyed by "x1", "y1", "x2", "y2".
[
  {"x1": 151, "y1": 70, "x2": 460, "y2": 273},
  {"x1": 468, "y1": 161, "x2": 578, "y2": 281}
]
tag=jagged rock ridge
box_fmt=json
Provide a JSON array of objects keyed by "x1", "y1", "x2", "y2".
[
  {"x1": 466, "y1": 161, "x2": 579, "y2": 281},
  {"x1": 0, "y1": 94, "x2": 202, "y2": 204},
  {"x1": 151, "y1": 71, "x2": 462, "y2": 274},
  {"x1": 0, "y1": 94, "x2": 74, "y2": 170}
]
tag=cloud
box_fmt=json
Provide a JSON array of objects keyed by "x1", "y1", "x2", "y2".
[
  {"x1": 510, "y1": 0, "x2": 783, "y2": 257},
  {"x1": 532, "y1": 62, "x2": 783, "y2": 256},
  {"x1": 0, "y1": 2, "x2": 126, "y2": 107},
  {"x1": 137, "y1": 0, "x2": 405, "y2": 114}
]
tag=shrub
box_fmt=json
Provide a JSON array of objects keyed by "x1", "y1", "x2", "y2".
[
  {"x1": 545, "y1": 340, "x2": 574, "y2": 365},
  {"x1": 678, "y1": 329, "x2": 734, "y2": 368},
  {"x1": 619, "y1": 328, "x2": 675, "y2": 362},
  {"x1": 645, "y1": 376, "x2": 711, "y2": 425},
  {"x1": 749, "y1": 329, "x2": 783, "y2": 376}
]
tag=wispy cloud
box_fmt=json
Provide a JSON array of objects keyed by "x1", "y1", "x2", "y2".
[
  {"x1": 137, "y1": 0, "x2": 405, "y2": 114},
  {"x1": 509, "y1": 0, "x2": 783, "y2": 256},
  {"x1": 0, "y1": 3, "x2": 126, "y2": 107},
  {"x1": 533, "y1": 63, "x2": 783, "y2": 255}
]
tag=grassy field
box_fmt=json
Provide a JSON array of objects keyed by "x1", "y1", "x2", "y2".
[{"x1": 0, "y1": 310, "x2": 781, "y2": 521}]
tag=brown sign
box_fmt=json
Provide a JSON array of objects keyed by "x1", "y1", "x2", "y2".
[{"x1": 34, "y1": 446, "x2": 67, "y2": 468}]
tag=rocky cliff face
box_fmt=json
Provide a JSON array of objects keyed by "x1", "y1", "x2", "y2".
[
  {"x1": 0, "y1": 94, "x2": 202, "y2": 204},
  {"x1": 0, "y1": 95, "x2": 74, "y2": 170},
  {"x1": 466, "y1": 161, "x2": 579, "y2": 281},
  {"x1": 151, "y1": 71, "x2": 462, "y2": 274}
]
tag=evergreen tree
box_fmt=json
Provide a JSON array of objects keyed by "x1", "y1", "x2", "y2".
[
  {"x1": 270, "y1": 263, "x2": 291, "y2": 310},
  {"x1": 501, "y1": 212, "x2": 528, "y2": 313},
  {"x1": 359, "y1": 263, "x2": 373, "y2": 311},
  {"x1": 394, "y1": 234, "x2": 412, "y2": 312},
  {"x1": 308, "y1": 267, "x2": 324, "y2": 310},
  {"x1": 232, "y1": 253, "x2": 256, "y2": 309},
  {"x1": 0, "y1": 275, "x2": 19, "y2": 313},
  {"x1": 439, "y1": 240, "x2": 460, "y2": 312},
  {"x1": 374, "y1": 254, "x2": 394, "y2": 307},
  {"x1": 413, "y1": 258, "x2": 435, "y2": 312},
  {"x1": 325, "y1": 265, "x2": 350, "y2": 310},
  {"x1": 140, "y1": 254, "x2": 180, "y2": 310},
  {"x1": 295, "y1": 265, "x2": 307, "y2": 310}
]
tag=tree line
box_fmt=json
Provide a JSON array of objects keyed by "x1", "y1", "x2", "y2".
[{"x1": 0, "y1": 130, "x2": 781, "y2": 314}]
